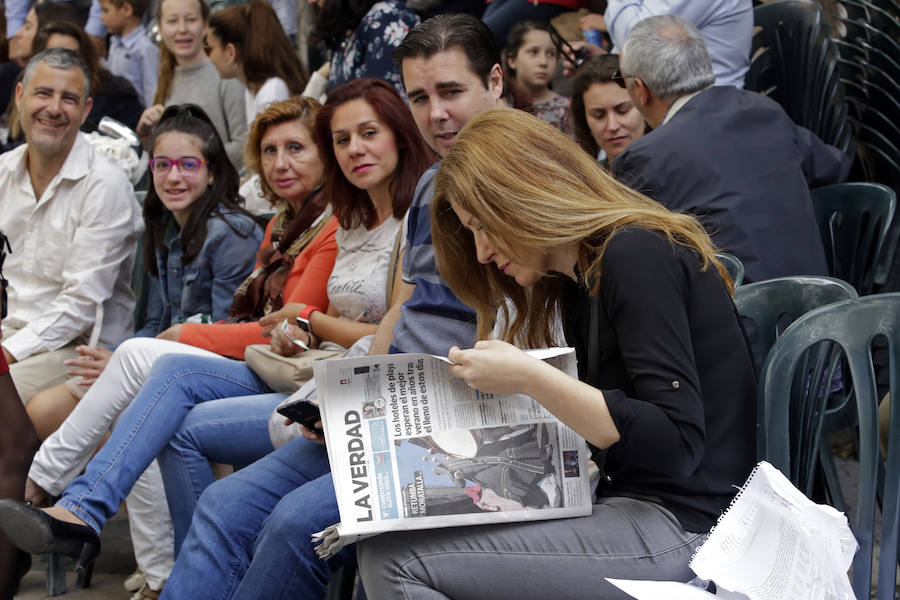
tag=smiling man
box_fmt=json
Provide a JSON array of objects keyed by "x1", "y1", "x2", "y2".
[{"x1": 0, "y1": 48, "x2": 142, "y2": 403}]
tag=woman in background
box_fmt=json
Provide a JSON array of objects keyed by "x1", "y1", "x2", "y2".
[
  {"x1": 570, "y1": 54, "x2": 646, "y2": 168},
  {"x1": 137, "y1": 0, "x2": 247, "y2": 169},
  {"x1": 204, "y1": 0, "x2": 308, "y2": 126}
]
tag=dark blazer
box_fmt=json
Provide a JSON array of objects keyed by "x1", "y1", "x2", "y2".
[{"x1": 613, "y1": 86, "x2": 849, "y2": 284}]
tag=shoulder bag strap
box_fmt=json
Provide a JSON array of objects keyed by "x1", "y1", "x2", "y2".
[{"x1": 385, "y1": 225, "x2": 403, "y2": 308}]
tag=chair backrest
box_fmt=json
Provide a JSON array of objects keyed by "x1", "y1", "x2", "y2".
[
  {"x1": 810, "y1": 182, "x2": 897, "y2": 295},
  {"x1": 715, "y1": 252, "x2": 744, "y2": 287},
  {"x1": 734, "y1": 275, "x2": 858, "y2": 361},
  {"x1": 758, "y1": 293, "x2": 900, "y2": 599}
]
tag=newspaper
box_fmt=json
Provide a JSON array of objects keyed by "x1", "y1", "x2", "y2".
[
  {"x1": 607, "y1": 461, "x2": 858, "y2": 600},
  {"x1": 311, "y1": 348, "x2": 593, "y2": 558}
]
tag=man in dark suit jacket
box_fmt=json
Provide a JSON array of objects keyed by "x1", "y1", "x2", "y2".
[{"x1": 612, "y1": 14, "x2": 849, "y2": 284}]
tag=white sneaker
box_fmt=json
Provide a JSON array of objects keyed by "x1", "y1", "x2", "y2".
[{"x1": 124, "y1": 568, "x2": 146, "y2": 593}]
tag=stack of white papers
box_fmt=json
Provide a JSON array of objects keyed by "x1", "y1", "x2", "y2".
[{"x1": 608, "y1": 461, "x2": 858, "y2": 600}]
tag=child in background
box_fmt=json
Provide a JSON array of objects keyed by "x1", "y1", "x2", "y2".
[
  {"x1": 504, "y1": 20, "x2": 570, "y2": 132},
  {"x1": 100, "y1": 0, "x2": 159, "y2": 108}
]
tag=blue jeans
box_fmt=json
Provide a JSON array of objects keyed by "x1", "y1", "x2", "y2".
[
  {"x1": 161, "y1": 437, "x2": 355, "y2": 600},
  {"x1": 56, "y1": 354, "x2": 272, "y2": 533},
  {"x1": 158, "y1": 392, "x2": 285, "y2": 553}
]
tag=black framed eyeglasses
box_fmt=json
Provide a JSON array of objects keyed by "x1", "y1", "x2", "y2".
[{"x1": 0, "y1": 231, "x2": 11, "y2": 320}]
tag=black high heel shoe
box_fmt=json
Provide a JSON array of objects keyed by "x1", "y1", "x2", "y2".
[{"x1": 0, "y1": 499, "x2": 100, "y2": 573}]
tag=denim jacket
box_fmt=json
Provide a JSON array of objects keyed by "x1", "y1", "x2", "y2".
[{"x1": 135, "y1": 211, "x2": 263, "y2": 337}]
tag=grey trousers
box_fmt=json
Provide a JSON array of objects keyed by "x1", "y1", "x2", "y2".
[{"x1": 357, "y1": 496, "x2": 706, "y2": 600}]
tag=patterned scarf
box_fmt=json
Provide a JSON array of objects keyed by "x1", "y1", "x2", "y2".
[{"x1": 227, "y1": 186, "x2": 331, "y2": 321}]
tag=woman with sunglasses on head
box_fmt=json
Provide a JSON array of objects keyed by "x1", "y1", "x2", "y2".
[
  {"x1": 570, "y1": 54, "x2": 647, "y2": 169},
  {"x1": 357, "y1": 108, "x2": 756, "y2": 599},
  {"x1": 203, "y1": 0, "x2": 307, "y2": 126}
]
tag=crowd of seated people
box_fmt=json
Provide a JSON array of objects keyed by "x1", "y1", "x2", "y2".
[{"x1": 0, "y1": 2, "x2": 853, "y2": 599}]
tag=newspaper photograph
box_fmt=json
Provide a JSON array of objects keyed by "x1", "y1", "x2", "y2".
[{"x1": 311, "y1": 348, "x2": 593, "y2": 557}]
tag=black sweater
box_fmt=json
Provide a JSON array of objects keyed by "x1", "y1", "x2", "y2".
[{"x1": 561, "y1": 228, "x2": 757, "y2": 533}]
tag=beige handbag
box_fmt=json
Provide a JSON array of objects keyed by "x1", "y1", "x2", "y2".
[{"x1": 244, "y1": 345, "x2": 342, "y2": 393}]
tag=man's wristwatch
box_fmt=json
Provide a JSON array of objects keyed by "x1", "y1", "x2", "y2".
[{"x1": 296, "y1": 305, "x2": 322, "y2": 334}]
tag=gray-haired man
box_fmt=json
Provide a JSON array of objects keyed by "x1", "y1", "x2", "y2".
[
  {"x1": 613, "y1": 14, "x2": 849, "y2": 284},
  {"x1": 0, "y1": 48, "x2": 142, "y2": 402}
]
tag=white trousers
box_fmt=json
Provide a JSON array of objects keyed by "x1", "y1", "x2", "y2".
[{"x1": 28, "y1": 337, "x2": 220, "y2": 589}]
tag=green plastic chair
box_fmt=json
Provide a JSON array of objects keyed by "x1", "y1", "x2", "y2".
[
  {"x1": 734, "y1": 275, "x2": 858, "y2": 361},
  {"x1": 714, "y1": 252, "x2": 744, "y2": 287},
  {"x1": 810, "y1": 182, "x2": 897, "y2": 296},
  {"x1": 758, "y1": 293, "x2": 900, "y2": 599},
  {"x1": 735, "y1": 276, "x2": 859, "y2": 511}
]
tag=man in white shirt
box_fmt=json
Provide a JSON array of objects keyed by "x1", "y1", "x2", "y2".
[{"x1": 0, "y1": 48, "x2": 142, "y2": 403}]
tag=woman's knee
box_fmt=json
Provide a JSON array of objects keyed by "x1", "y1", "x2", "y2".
[{"x1": 25, "y1": 384, "x2": 78, "y2": 439}]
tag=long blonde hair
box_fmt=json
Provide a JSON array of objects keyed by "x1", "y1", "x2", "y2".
[{"x1": 432, "y1": 108, "x2": 731, "y2": 347}]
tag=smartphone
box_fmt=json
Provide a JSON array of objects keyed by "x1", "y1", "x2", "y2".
[{"x1": 277, "y1": 399, "x2": 323, "y2": 434}]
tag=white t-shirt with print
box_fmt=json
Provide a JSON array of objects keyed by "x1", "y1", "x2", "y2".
[{"x1": 327, "y1": 213, "x2": 407, "y2": 327}]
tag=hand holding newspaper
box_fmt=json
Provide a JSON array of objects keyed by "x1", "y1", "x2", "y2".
[
  {"x1": 607, "y1": 461, "x2": 858, "y2": 600},
  {"x1": 308, "y1": 348, "x2": 593, "y2": 559}
]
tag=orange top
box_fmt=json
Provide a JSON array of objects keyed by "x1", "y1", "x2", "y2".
[{"x1": 179, "y1": 216, "x2": 339, "y2": 360}]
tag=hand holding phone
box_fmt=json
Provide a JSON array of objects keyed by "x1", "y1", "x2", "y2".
[{"x1": 277, "y1": 399, "x2": 323, "y2": 435}]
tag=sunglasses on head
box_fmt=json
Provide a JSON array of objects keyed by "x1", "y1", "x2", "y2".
[
  {"x1": 610, "y1": 68, "x2": 628, "y2": 89},
  {"x1": 158, "y1": 104, "x2": 215, "y2": 128}
]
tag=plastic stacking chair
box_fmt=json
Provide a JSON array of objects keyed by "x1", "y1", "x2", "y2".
[
  {"x1": 734, "y1": 276, "x2": 858, "y2": 363},
  {"x1": 751, "y1": 0, "x2": 852, "y2": 150},
  {"x1": 758, "y1": 293, "x2": 900, "y2": 600},
  {"x1": 735, "y1": 276, "x2": 858, "y2": 510},
  {"x1": 810, "y1": 182, "x2": 897, "y2": 296},
  {"x1": 714, "y1": 252, "x2": 744, "y2": 287}
]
